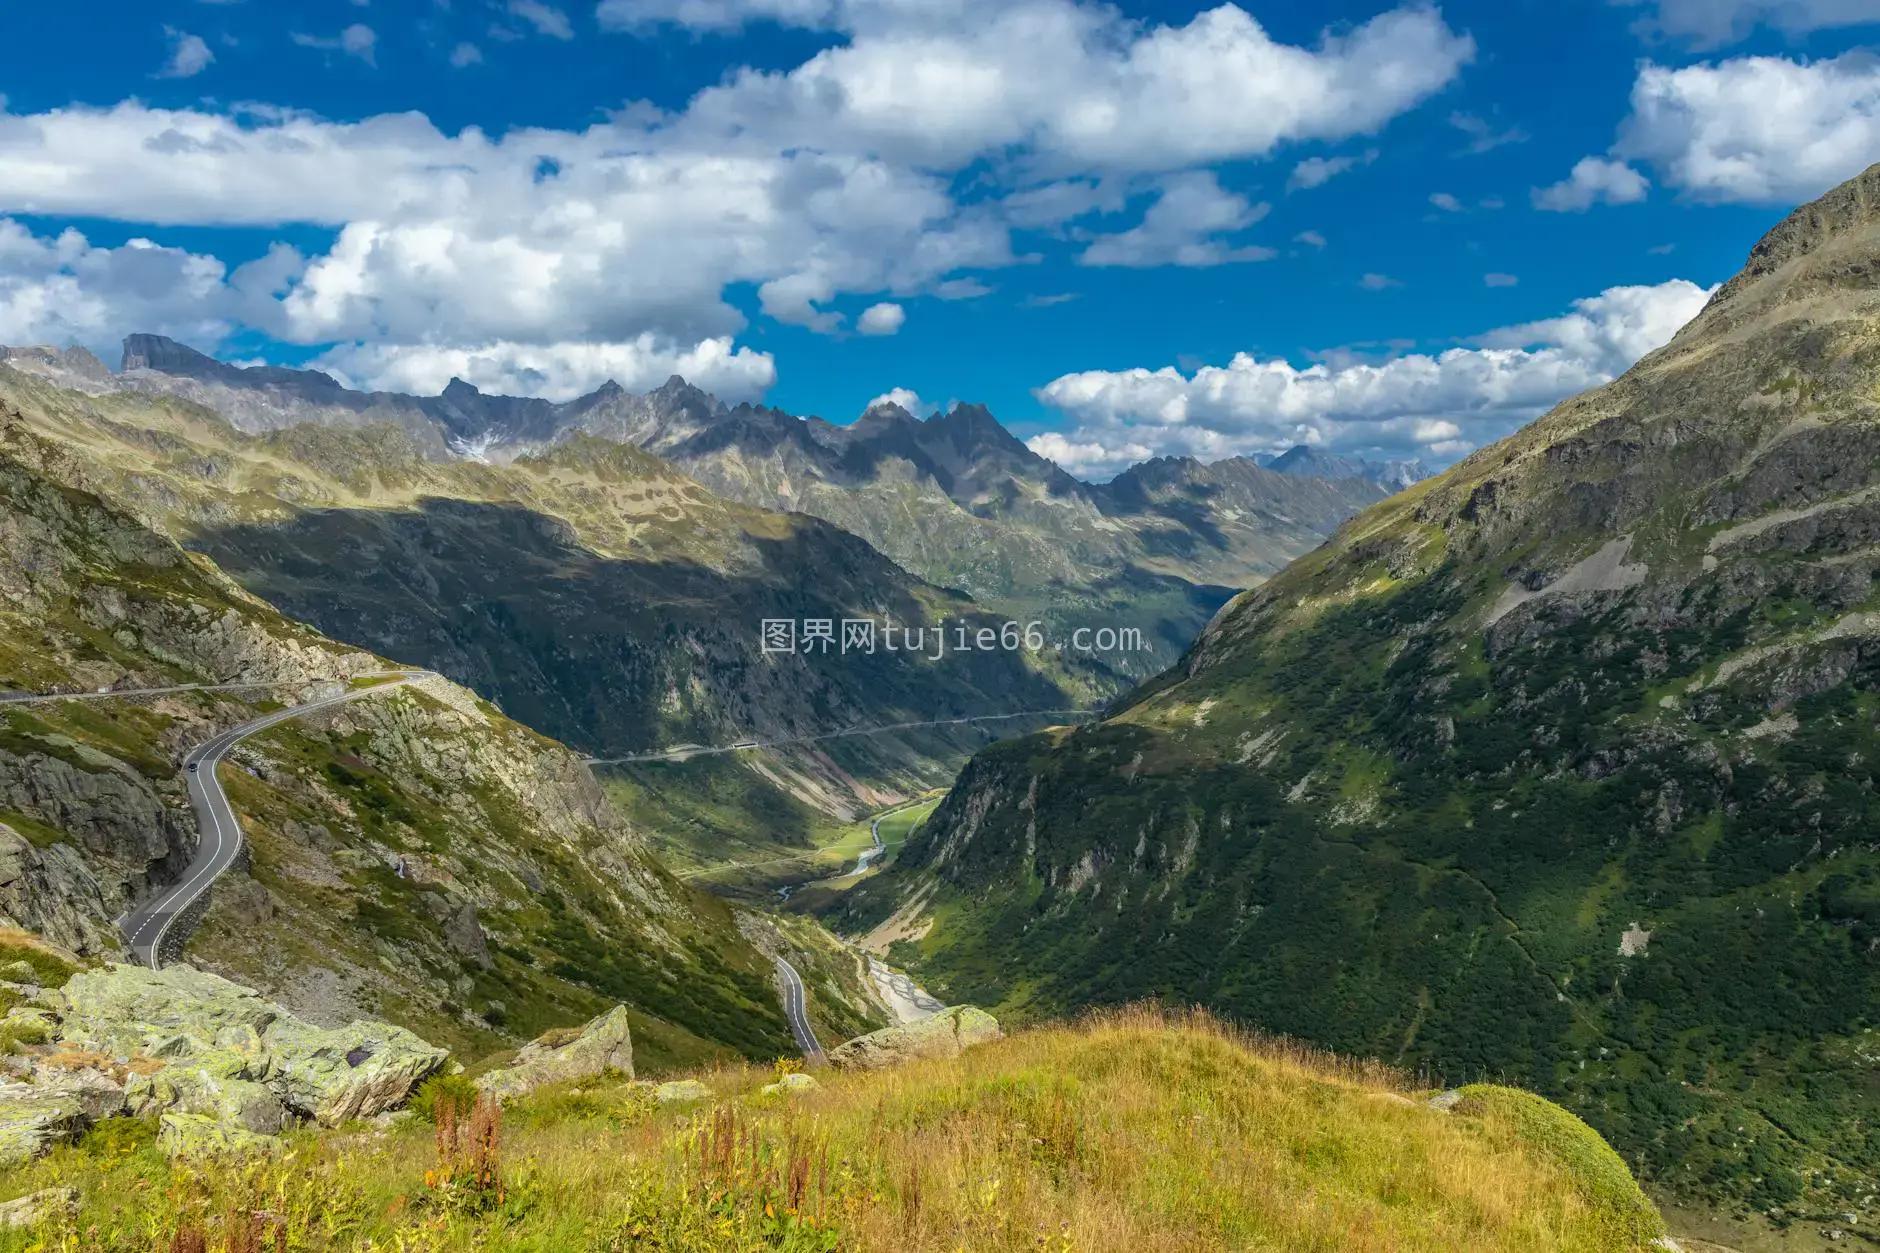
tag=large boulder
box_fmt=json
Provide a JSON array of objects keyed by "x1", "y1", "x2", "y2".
[
  {"x1": 760, "y1": 1072, "x2": 819, "y2": 1097},
  {"x1": 0, "y1": 1087, "x2": 86, "y2": 1169},
  {"x1": 50, "y1": 965, "x2": 281, "y2": 1058},
  {"x1": 263, "y1": 1017, "x2": 446, "y2": 1127},
  {"x1": 827, "y1": 1006, "x2": 1003, "y2": 1072},
  {"x1": 43, "y1": 964, "x2": 446, "y2": 1129},
  {"x1": 476, "y1": 1006, "x2": 634, "y2": 1102}
]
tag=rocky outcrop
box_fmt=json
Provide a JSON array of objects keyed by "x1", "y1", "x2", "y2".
[
  {"x1": 0, "y1": 832, "x2": 117, "y2": 958},
  {"x1": 476, "y1": 1006, "x2": 633, "y2": 1102},
  {"x1": 826, "y1": 1006, "x2": 1003, "y2": 1072},
  {"x1": 28, "y1": 964, "x2": 446, "y2": 1152}
]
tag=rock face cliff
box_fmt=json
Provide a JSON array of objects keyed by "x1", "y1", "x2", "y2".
[
  {"x1": 852, "y1": 163, "x2": 1880, "y2": 1221},
  {"x1": 0, "y1": 407, "x2": 792, "y2": 1065}
]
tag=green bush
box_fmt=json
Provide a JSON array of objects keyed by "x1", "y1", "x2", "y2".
[
  {"x1": 1455, "y1": 1084, "x2": 1665, "y2": 1244},
  {"x1": 409, "y1": 1071, "x2": 481, "y2": 1122}
]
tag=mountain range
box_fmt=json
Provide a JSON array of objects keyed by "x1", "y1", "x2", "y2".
[
  {"x1": 839, "y1": 161, "x2": 1880, "y2": 1227},
  {"x1": 1260, "y1": 444, "x2": 1425, "y2": 491},
  {"x1": 9, "y1": 336, "x2": 1393, "y2": 681}
]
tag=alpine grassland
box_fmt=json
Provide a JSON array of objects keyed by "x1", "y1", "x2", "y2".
[{"x1": 0, "y1": 1007, "x2": 1664, "y2": 1252}]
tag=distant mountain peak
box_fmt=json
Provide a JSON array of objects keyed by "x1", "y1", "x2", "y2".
[
  {"x1": 442, "y1": 377, "x2": 482, "y2": 398},
  {"x1": 122, "y1": 333, "x2": 220, "y2": 376},
  {"x1": 1268, "y1": 445, "x2": 1424, "y2": 492}
]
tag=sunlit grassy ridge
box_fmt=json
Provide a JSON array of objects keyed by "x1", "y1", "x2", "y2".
[{"x1": 2, "y1": 1008, "x2": 1663, "y2": 1252}]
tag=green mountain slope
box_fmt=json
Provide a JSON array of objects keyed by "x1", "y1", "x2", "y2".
[
  {"x1": 0, "y1": 365, "x2": 1089, "y2": 800},
  {"x1": 0, "y1": 403, "x2": 795, "y2": 1070},
  {"x1": 844, "y1": 163, "x2": 1880, "y2": 1223}
]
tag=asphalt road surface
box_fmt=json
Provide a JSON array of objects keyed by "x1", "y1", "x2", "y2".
[
  {"x1": 583, "y1": 708, "x2": 1095, "y2": 766},
  {"x1": 0, "y1": 671, "x2": 420, "y2": 707},
  {"x1": 775, "y1": 956, "x2": 826, "y2": 1061},
  {"x1": 119, "y1": 674, "x2": 427, "y2": 968}
]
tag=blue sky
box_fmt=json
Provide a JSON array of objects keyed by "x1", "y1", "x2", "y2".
[{"x1": 1, "y1": 0, "x2": 1878, "y2": 478}]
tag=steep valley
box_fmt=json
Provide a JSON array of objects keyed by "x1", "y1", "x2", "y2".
[
  {"x1": 0, "y1": 407, "x2": 819, "y2": 1070},
  {"x1": 839, "y1": 162, "x2": 1880, "y2": 1232}
]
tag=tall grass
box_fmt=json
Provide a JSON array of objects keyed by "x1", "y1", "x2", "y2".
[{"x1": 2, "y1": 1006, "x2": 1661, "y2": 1252}]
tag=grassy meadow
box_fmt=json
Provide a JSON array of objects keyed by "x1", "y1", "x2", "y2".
[{"x1": 2, "y1": 1007, "x2": 1665, "y2": 1252}]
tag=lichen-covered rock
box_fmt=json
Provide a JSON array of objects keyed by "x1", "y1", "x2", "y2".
[
  {"x1": 0, "y1": 959, "x2": 35, "y2": 985},
  {"x1": 0, "y1": 1186, "x2": 79, "y2": 1230},
  {"x1": 129, "y1": 1052, "x2": 286, "y2": 1135},
  {"x1": 52, "y1": 965, "x2": 280, "y2": 1058},
  {"x1": 826, "y1": 1006, "x2": 1002, "y2": 1072},
  {"x1": 760, "y1": 1072, "x2": 819, "y2": 1097},
  {"x1": 653, "y1": 1079, "x2": 712, "y2": 1104},
  {"x1": 157, "y1": 1111, "x2": 276, "y2": 1160},
  {"x1": 0, "y1": 1087, "x2": 86, "y2": 1169},
  {"x1": 29, "y1": 1068, "x2": 126, "y2": 1123},
  {"x1": 263, "y1": 1017, "x2": 446, "y2": 1127},
  {"x1": 48, "y1": 964, "x2": 446, "y2": 1128},
  {"x1": 476, "y1": 1006, "x2": 633, "y2": 1102},
  {"x1": 2, "y1": 1007, "x2": 54, "y2": 1044}
]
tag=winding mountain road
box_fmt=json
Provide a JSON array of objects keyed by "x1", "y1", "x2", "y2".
[
  {"x1": 582, "y1": 707, "x2": 1096, "y2": 766},
  {"x1": 0, "y1": 671, "x2": 421, "y2": 708},
  {"x1": 774, "y1": 956, "x2": 825, "y2": 1061},
  {"x1": 119, "y1": 674, "x2": 428, "y2": 968}
]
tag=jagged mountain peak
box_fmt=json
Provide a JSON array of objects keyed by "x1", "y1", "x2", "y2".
[{"x1": 442, "y1": 377, "x2": 481, "y2": 398}]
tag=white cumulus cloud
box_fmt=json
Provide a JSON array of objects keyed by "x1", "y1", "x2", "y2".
[
  {"x1": 313, "y1": 335, "x2": 776, "y2": 402},
  {"x1": 1534, "y1": 157, "x2": 1652, "y2": 211},
  {"x1": 0, "y1": 219, "x2": 242, "y2": 355},
  {"x1": 1028, "y1": 279, "x2": 1716, "y2": 480},
  {"x1": 159, "y1": 29, "x2": 215, "y2": 79},
  {"x1": 1617, "y1": 53, "x2": 1880, "y2": 203},
  {"x1": 665, "y1": 2, "x2": 1473, "y2": 175},
  {"x1": 857, "y1": 301, "x2": 906, "y2": 334},
  {"x1": 1078, "y1": 172, "x2": 1273, "y2": 268},
  {"x1": 867, "y1": 385, "x2": 927, "y2": 413},
  {"x1": 510, "y1": 0, "x2": 575, "y2": 38},
  {"x1": 1545, "y1": 52, "x2": 1880, "y2": 208}
]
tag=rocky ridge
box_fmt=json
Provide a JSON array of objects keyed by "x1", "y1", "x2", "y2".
[{"x1": 65, "y1": 340, "x2": 1389, "y2": 679}]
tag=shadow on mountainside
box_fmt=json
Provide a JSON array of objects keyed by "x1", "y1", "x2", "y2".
[{"x1": 190, "y1": 497, "x2": 1076, "y2": 761}]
